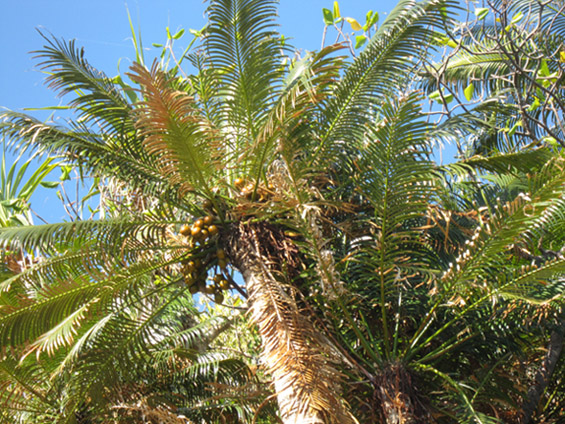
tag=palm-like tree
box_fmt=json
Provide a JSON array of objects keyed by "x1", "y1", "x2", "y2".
[
  {"x1": 2, "y1": 0, "x2": 565, "y2": 423},
  {"x1": 420, "y1": 1, "x2": 565, "y2": 420}
]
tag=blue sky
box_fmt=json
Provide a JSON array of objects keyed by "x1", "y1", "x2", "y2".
[
  {"x1": 1, "y1": 0, "x2": 396, "y2": 113},
  {"x1": 0, "y1": 0, "x2": 423, "y2": 223}
]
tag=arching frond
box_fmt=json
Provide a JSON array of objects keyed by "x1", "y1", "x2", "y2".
[
  {"x1": 438, "y1": 148, "x2": 552, "y2": 178},
  {"x1": 1, "y1": 112, "x2": 188, "y2": 209},
  {"x1": 128, "y1": 63, "x2": 220, "y2": 199},
  {"x1": 440, "y1": 156, "x2": 565, "y2": 297},
  {"x1": 313, "y1": 0, "x2": 456, "y2": 164},
  {"x1": 34, "y1": 32, "x2": 135, "y2": 136},
  {"x1": 205, "y1": 0, "x2": 284, "y2": 136}
]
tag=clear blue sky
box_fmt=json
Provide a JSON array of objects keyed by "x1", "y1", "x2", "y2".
[{"x1": 0, "y1": 0, "x2": 426, "y2": 223}]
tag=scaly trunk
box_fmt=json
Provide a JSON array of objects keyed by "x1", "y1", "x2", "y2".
[
  {"x1": 375, "y1": 364, "x2": 430, "y2": 424},
  {"x1": 241, "y1": 266, "x2": 324, "y2": 424},
  {"x1": 226, "y1": 222, "x2": 357, "y2": 424},
  {"x1": 521, "y1": 318, "x2": 565, "y2": 424}
]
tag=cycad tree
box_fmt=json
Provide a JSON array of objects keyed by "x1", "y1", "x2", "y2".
[{"x1": 2, "y1": 0, "x2": 565, "y2": 423}]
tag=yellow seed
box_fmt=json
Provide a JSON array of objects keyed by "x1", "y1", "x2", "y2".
[
  {"x1": 203, "y1": 215, "x2": 213, "y2": 225},
  {"x1": 234, "y1": 177, "x2": 245, "y2": 188},
  {"x1": 191, "y1": 226, "x2": 201, "y2": 237},
  {"x1": 208, "y1": 225, "x2": 219, "y2": 236},
  {"x1": 180, "y1": 224, "x2": 191, "y2": 236},
  {"x1": 200, "y1": 229, "x2": 209, "y2": 240},
  {"x1": 213, "y1": 274, "x2": 223, "y2": 284},
  {"x1": 194, "y1": 219, "x2": 204, "y2": 228},
  {"x1": 219, "y1": 279, "x2": 229, "y2": 290}
]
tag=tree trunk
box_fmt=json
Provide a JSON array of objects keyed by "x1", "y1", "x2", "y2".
[
  {"x1": 375, "y1": 363, "x2": 429, "y2": 424},
  {"x1": 521, "y1": 318, "x2": 565, "y2": 424},
  {"x1": 226, "y1": 222, "x2": 357, "y2": 424},
  {"x1": 241, "y1": 266, "x2": 325, "y2": 424}
]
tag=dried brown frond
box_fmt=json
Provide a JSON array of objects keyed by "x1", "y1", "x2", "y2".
[{"x1": 127, "y1": 63, "x2": 220, "y2": 197}]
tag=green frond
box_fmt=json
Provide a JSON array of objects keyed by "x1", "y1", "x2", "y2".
[
  {"x1": 335, "y1": 93, "x2": 438, "y2": 360},
  {"x1": 433, "y1": 98, "x2": 532, "y2": 155},
  {"x1": 205, "y1": 0, "x2": 284, "y2": 138},
  {"x1": 0, "y1": 217, "x2": 173, "y2": 256},
  {"x1": 59, "y1": 286, "x2": 194, "y2": 418},
  {"x1": 0, "y1": 354, "x2": 64, "y2": 423},
  {"x1": 34, "y1": 32, "x2": 134, "y2": 136},
  {"x1": 187, "y1": 52, "x2": 223, "y2": 125},
  {"x1": 421, "y1": 40, "x2": 509, "y2": 93},
  {"x1": 510, "y1": 0, "x2": 565, "y2": 36},
  {"x1": 313, "y1": 0, "x2": 456, "y2": 164},
  {"x1": 0, "y1": 249, "x2": 185, "y2": 348},
  {"x1": 441, "y1": 157, "x2": 565, "y2": 294},
  {"x1": 25, "y1": 303, "x2": 91, "y2": 358},
  {"x1": 502, "y1": 259, "x2": 565, "y2": 304},
  {"x1": 153, "y1": 314, "x2": 232, "y2": 352},
  {"x1": 439, "y1": 148, "x2": 552, "y2": 178},
  {"x1": 249, "y1": 45, "x2": 345, "y2": 198},
  {"x1": 1, "y1": 112, "x2": 189, "y2": 208}
]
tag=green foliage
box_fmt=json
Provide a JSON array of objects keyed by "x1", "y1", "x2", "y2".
[{"x1": 1, "y1": 0, "x2": 565, "y2": 423}]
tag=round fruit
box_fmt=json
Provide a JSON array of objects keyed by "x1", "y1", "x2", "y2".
[
  {"x1": 180, "y1": 224, "x2": 191, "y2": 236},
  {"x1": 205, "y1": 285, "x2": 216, "y2": 295},
  {"x1": 219, "y1": 279, "x2": 229, "y2": 290},
  {"x1": 194, "y1": 219, "x2": 204, "y2": 228},
  {"x1": 203, "y1": 215, "x2": 213, "y2": 225},
  {"x1": 202, "y1": 199, "x2": 213, "y2": 209},
  {"x1": 189, "y1": 285, "x2": 199, "y2": 294},
  {"x1": 213, "y1": 274, "x2": 223, "y2": 284},
  {"x1": 214, "y1": 292, "x2": 225, "y2": 304},
  {"x1": 200, "y1": 229, "x2": 209, "y2": 240},
  {"x1": 191, "y1": 226, "x2": 201, "y2": 237},
  {"x1": 234, "y1": 177, "x2": 245, "y2": 187},
  {"x1": 208, "y1": 225, "x2": 219, "y2": 236}
]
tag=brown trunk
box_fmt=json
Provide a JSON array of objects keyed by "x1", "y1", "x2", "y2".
[
  {"x1": 375, "y1": 364, "x2": 429, "y2": 424},
  {"x1": 226, "y1": 222, "x2": 357, "y2": 424},
  {"x1": 521, "y1": 318, "x2": 565, "y2": 424}
]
